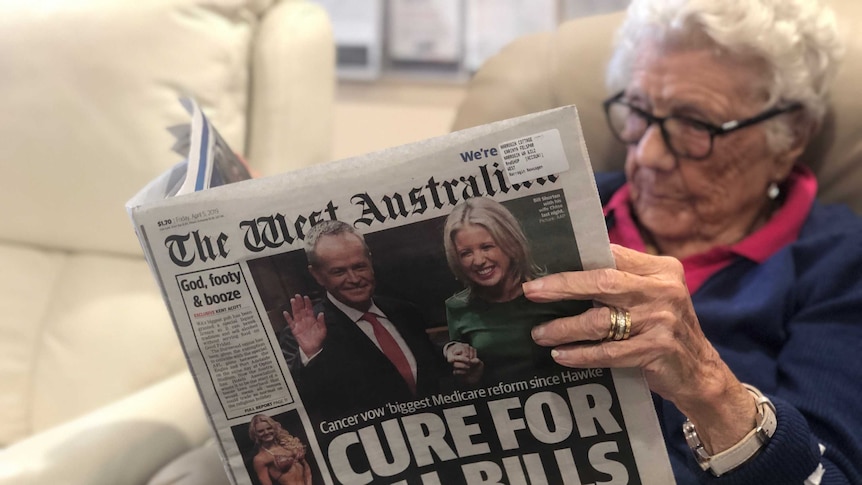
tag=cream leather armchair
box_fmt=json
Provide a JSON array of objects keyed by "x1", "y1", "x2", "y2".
[
  {"x1": 0, "y1": 1, "x2": 333, "y2": 484},
  {"x1": 453, "y1": 0, "x2": 862, "y2": 214}
]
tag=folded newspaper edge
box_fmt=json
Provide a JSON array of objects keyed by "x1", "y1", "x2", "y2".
[
  {"x1": 127, "y1": 100, "x2": 676, "y2": 485},
  {"x1": 128, "y1": 98, "x2": 251, "y2": 205}
]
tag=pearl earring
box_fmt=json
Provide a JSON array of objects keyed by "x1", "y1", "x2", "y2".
[{"x1": 767, "y1": 182, "x2": 780, "y2": 200}]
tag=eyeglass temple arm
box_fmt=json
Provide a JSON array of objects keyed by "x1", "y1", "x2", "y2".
[{"x1": 718, "y1": 103, "x2": 803, "y2": 134}]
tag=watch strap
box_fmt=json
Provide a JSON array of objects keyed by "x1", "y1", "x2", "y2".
[{"x1": 683, "y1": 384, "x2": 777, "y2": 477}]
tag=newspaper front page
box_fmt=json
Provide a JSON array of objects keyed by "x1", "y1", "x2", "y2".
[{"x1": 128, "y1": 104, "x2": 675, "y2": 485}]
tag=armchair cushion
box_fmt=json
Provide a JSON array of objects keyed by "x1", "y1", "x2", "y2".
[
  {"x1": 0, "y1": 0, "x2": 262, "y2": 257},
  {"x1": 0, "y1": 0, "x2": 333, "y2": 483},
  {"x1": 0, "y1": 372, "x2": 208, "y2": 485},
  {"x1": 0, "y1": 246, "x2": 181, "y2": 444}
]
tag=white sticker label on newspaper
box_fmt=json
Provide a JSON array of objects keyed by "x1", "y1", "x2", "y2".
[{"x1": 499, "y1": 129, "x2": 569, "y2": 184}]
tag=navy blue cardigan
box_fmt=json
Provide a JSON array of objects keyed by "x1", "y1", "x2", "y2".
[{"x1": 596, "y1": 172, "x2": 862, "y2": 485}]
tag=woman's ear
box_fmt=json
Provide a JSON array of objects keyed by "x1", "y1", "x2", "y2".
[{"x1": 774, "y1": 113, "x2": 814, "y2": 179}]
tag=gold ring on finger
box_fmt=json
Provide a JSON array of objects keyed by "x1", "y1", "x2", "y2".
[
  {"x1": 621, "y1": 310, "x2": 631, "y2": 340},
  {"x1": 607, "y1": 306, "x2": 622, "y2": 340},
  {"x1": 607, "y1": 307, "x2": 632, "y2": 341}
]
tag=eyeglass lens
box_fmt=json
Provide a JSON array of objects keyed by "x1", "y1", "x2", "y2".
[{"x1": 606, "y1": 102, "x2": 713, "y2": 159}]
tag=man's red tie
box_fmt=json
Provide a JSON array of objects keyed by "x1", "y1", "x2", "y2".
[{"x1": 362, "y1": 312, "x2": 416, "y2": 395}]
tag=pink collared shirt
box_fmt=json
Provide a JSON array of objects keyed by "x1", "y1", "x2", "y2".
[{"x1": 604, "y1": 165, "x2": 818, "y2": 293}]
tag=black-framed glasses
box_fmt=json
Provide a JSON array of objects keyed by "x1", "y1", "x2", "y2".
[{"x1": 602, "y1": 91, "x2": 803, "y2": 160}]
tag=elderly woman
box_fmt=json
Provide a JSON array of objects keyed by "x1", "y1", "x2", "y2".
[{"x1": 527, "y1": 0, "x2": 862, "y2": 483}]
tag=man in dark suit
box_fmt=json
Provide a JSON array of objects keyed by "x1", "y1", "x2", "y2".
[{"x1": 279, "y1": 221, "x2": 445, "y2": 420}]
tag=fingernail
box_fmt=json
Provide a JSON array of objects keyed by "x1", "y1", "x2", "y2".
[
  {"x1": 523, "y1": 279, "x2": 542, "y2": 293},
  {"x1": 531, "y1": 325, "x2": 544, "y2": 339},
  {"x1": 551, "y1": 349, "x2": 560, "y2": 359}
]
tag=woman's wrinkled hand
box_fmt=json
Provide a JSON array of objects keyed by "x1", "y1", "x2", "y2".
[{"x1": 525, "y1": 244, "x2": 742, "y2": 419}]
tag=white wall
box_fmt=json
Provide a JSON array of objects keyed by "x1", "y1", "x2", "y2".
[
  {"x1": 331, "y1": 80, "x2": 466, "y2": 161},
  {"x1": 329, "y1": 1, "x2": 631, "y2": 161}
]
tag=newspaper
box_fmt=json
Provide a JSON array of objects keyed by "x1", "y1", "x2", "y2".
[{"x1": 128, "y1": 100, "x2": 675, "y2": 485}]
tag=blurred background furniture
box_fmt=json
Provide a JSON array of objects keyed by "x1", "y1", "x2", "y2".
[
  {"x1": 0, "y1": 0, "x2": 333, "y2": 484},
  {"x1": 453, "y1": 0, "x2": 862, "y2": 214}
]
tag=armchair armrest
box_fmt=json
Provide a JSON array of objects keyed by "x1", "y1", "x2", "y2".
[{"x1": 0, "y1": 372, "x2": 211, "y2": 485}]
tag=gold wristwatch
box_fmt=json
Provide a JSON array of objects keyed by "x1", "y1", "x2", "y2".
[{"x1": 682, "y1": 384, "x2": 777, "y2": 477}]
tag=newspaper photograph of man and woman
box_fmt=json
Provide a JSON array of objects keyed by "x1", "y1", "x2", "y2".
[{"x1": 240, "y1": 191, "x2": 641, "y2": 485}]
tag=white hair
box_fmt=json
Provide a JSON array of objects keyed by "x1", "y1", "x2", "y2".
[
  {"x1": 304, "y1": 220, "x2": 369, "y2": 267},
  {"x1": 606, "y1": 0, "x2": 844, "y2": 149}
]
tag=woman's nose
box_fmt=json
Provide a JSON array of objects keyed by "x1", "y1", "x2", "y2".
[{"x1": 632, "y1": 124, "x2": 676, "y2": 171}]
